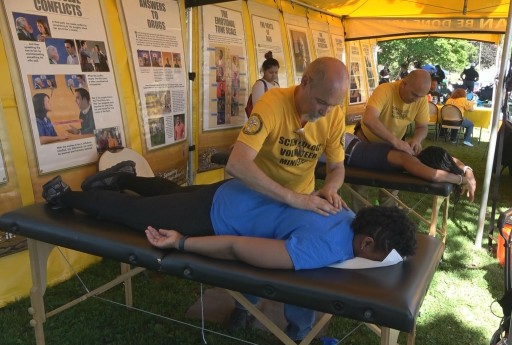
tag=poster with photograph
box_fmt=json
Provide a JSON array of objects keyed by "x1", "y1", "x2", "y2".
[
  {"x1": 3, "y1": 0, "x2": 124, "y2": 174},
  {"x1": 201, "y1": 5, "x2": 248, "y2": 131},
  {"x1": 250, "y1": 14, "x2": 287, "y2": 88},
  {"x1": 349, "y1": 42, "x2": 365, "y2": 105},
  {"x1": 120, "y1": 0, "x2": 187, "y2": 149},
  {"x1": 311, "y1": 29, "x2": 332, "y2": 58},
  {"x1": 286, "y1": 24, "x2": 311, "y2": 84},
  {"x1": 361, "y1": 41, "x2": 377, "y2": 95}
]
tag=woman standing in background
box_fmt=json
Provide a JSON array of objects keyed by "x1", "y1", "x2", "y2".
[{"x1": 250, "y1": 51, "x2": 280, "y2": 104}]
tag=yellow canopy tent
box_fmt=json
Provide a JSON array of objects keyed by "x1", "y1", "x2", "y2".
[{"x1": 260, "y1": 0, "x2": 511, "y2": 248}]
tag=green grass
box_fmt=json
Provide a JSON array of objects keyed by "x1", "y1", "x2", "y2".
[{"x1": 1, "y1": 132, "x2": 512, "y2": 344}]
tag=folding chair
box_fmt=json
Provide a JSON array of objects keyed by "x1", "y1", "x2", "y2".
[
  {"x1": 440, "y1": 104, "x2": 464, "y2": 144},
  {"x1": 428, "y1": 102, "x2": 439, "y2": 140}
]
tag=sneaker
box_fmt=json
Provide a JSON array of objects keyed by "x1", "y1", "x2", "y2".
[
  {"x1": 463, "y1": 141, "x2": 474, "y2": 147},
  {"x1": 42, "y1": 176, "x2": 70, "y2": 206},
  {"x1": 228, "y1": 308, "x2": 254, "y2": 331},
  {"x1": 451, "y1": 140, "x2": 457, "y2": 144},
  {"x1": 81, "y1": 160, "x2": 136, "y2": 191}
]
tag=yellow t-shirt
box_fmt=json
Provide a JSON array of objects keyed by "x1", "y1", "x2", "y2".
[
  {"x1": 237, "y1": 86, "x2": 345, "y2": 194},
  {"x1": 361, "y1": 81, "x2": 429, "y2": 143},
  {"x1": 445, "y1": 97, "x2": 475, "y2": 115}
]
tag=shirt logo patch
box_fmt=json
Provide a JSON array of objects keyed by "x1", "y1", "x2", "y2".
[{"x1": 243, "y1": 114, "x2": 263, "y2": 135}]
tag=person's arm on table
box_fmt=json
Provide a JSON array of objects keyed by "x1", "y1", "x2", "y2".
[
  {"x1": 145, "y1": 226, "x2": 293, "y2": 269},
  {"x1": 452, "y1": 157, "x2": 477, "y2": 202},
  {"x1": 226, "y1": 141, "x2": 340, "y2": 216},
  {"x1": 363, "y1": 105, "x2": 416, "y2": 155}
]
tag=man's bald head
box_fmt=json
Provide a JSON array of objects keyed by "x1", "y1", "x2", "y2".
[
  {"x1": 303, "y1": 57, "x2": 348, "y2": 91},
  {"x1": 399, "y1": 69, "x2": 431, "y2": 104},
  {"x1": 296, "y1": 57, "x2": 348, "y2": 122}
]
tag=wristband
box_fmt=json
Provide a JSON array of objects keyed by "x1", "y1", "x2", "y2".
[
  {"x1": 178, "y1": 236, "x2": 189, "y2": 251},
  {"x1": 463, "y1": 166, "x2": 473, "y2": 174},
  {"x1": 457, "y1": 175, "x2": 463, "y2": 185}
]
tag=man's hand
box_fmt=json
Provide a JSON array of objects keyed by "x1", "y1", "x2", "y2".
[
  {"x1": 313, "y1": 187, "x2": 347, "y2": 211},
  {"x1": 67, "y1": 125, "x2": 80, "y2": 135},
  {"x1": 288, "y1": 192, "x2": 343, "y2": 216},
  {"x1": 392, "y1": 139, "x2": 415, "y2": 156},
  {"x1": 407, "y1": 138, "x2": 423, "y2": 155}
]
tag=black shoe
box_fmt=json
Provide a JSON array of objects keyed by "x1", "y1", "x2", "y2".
[
  {"x1": 42, "y1": 176, "x2": 70, "y2": 207},
  {"x1": 81, "y1": 160, "x2": 136, "y2": 191},
  {"x1": 228, "y1": 308, "x2": 254, "y2": 331}
]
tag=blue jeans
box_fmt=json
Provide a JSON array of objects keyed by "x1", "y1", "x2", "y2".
[
  {"x1": 235, "y1": 295, "x2": 315, "y2": 340},
  {"x1": 450, "y1": 118, "x2": 474, "y2": 143}
]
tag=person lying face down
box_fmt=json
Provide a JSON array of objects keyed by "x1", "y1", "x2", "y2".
[
  {"x1": 344, "y1": 131, "x2": 477, "y2": 203},
  {"x1": 42, "y1": 164, "x2": 417, "y2": 270}
]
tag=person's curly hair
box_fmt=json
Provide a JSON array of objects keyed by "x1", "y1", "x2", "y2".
[
  {"x1": 352, "y1": 206, "x2": 417, "y2": 257},
  {"x1": 417, "y1": 146, "x2": 464, "y2": 204}
]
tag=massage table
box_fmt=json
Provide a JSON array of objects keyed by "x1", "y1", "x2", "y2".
[
  {"x1": 0, "y1": 202, "x2": 444, "y2": 345},
  {"x1": 211, "y1": 152, "x2": 454, "y2": 242}
]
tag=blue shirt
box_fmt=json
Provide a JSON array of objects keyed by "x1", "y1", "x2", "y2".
[
  {"x1": 210, "y1": 179, "x2": 355, "y2": 270},
  {"x1": 36, "y1": 117, "x2": 57, "y2": 137}
]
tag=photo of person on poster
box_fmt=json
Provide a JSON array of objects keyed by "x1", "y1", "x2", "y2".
[
  {"x1": 64, "y1": 39, "x2": 79, "y2": 65},
  {"x1": 66, "y1": 88, "x2": 95, "y2": 135},
  {"x1": 36, "y1": 18, "x2": 51, "y2": 42},
  {"x1": 32, "y1": 93, "x2": 69, "y2": 144},
  {"x1": 14, "y1": 14, "x2": 35, "y2": 41},
  {"x1": 216, "y1": 47, "x2": 226, "y2": 125},
  {"x1": 290, "y1": 30, "x2": 310, "y2": 74},
  {"x1": 174, "y1": 114, "x2": 185, "y2": 140}
]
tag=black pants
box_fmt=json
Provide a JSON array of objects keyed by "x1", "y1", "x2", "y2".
[{"x1": 62, "y1": 175, "x2": 228, "y2": 235}]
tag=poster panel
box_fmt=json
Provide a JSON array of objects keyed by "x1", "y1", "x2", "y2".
[
  {"x1": 361, "y1": 41, "x2": 377, "y2": 95},
  {"x1": 2, "y1": 0, "x2": 124, "y2": 174},
  {"x1": 348, "y1": 42, "x2": 366, "y2": 105},
  {"x1": 286, "y1": 24, "x2": 311, "y2": 84},
  {"x1": 201, "y1": 5, "x2": 248, "y2": 131},
  {"x1": 250, "y1": 14, "x2": 287, "y2": 88},
  {"x1": 311, "y1": 29, "x2": 332, "y2": 58},
  {"x1": 330, "y1": 32, "x2": 345, "y2": 63},
  {"x1": 120, "y1": 0, "x2": 187, "y2": 150}
]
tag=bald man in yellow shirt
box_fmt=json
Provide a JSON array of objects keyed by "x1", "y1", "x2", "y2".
[{"x1": 352, "y1": 69, "x2": 431, "y2": 210}]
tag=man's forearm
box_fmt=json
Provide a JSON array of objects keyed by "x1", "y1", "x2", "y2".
[
  {"x1": 323, "y1": 163, "x2": 345, "y2": 191},
  {"x1": 227, "y1": 158, "x2": 295, "y2": 205}
]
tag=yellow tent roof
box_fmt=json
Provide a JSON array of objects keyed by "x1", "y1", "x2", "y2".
[
  {"x1": 292, "y1": 0, "x2": 510, "y2": 42},
  {"x1": 296, "y1": 0, "x2": 510, "y2": 18}
]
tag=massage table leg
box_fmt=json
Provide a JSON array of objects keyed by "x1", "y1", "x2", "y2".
[
  {"x1": 228, "y1": 290, "x2": 407, "y2": 345},
  {"x1": 366, "y1": 323, "x2": 399, "y2": 345},
  {"x1": 428, "y1": 195, "x2": 449, "y2": 242},
  {"x1": 227, "y1": 290, "x2": 332, "y2": 345},
  {"x1": 27, "y1": 239, "x2": 54, "y2": 345},
  {"x1": 25, "y1": 238, "x2": 145, "y2": 345}
]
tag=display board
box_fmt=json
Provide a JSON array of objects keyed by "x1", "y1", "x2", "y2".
[
  {"x1": 249, "y1": 7, "x2": 288, "y2": 88},
  {"x1": 120, "y1": 0, "x2": 188, "y2": 150},
  {"x1": 2, "y1": 0, "x2": 124, "y2": 174},
  {"x1": 284, "y1": 13, "x2": 311, "y2": 84},
  {"x1": 201, "y1": 4, "x2": 248, "y2": 131}
]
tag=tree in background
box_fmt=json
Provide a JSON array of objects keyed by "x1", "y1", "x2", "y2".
[
  {"x1": 470, "y1": 41, "x2": 498, "y2": 69},
  {"x1": 378, "y1": 38, "x2": 478, "y2": 79}
]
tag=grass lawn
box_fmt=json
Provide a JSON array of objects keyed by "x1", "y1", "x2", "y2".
[{"x1": 0, "y1": 130, "x2": 512, "y2": 344}]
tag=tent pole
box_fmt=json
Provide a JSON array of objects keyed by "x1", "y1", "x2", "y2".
[
  {"x1": 475, "y1": 4, "x2": 512, "y2": 248},
  {"x1": 186, "y1": 7, "x2": 196, "y2": 185}
]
